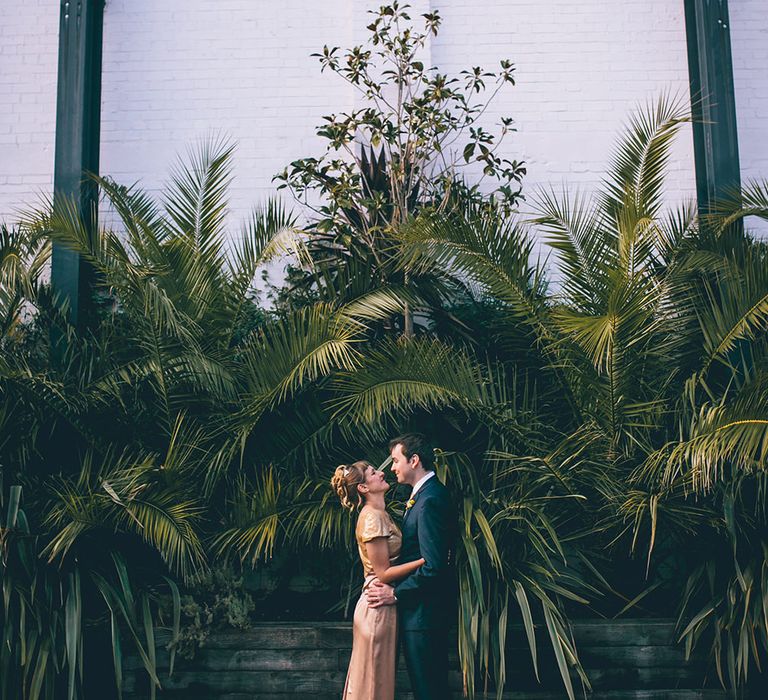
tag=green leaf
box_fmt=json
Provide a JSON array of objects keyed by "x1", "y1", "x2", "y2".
[
  {"x1": 6, "y1": 485, "x2": 21, "y2": 529},
  {"x1": 543, "y1": 605, "x2": 576, "y2": 700},
  {"x1": 110, "y1": 610, "x2": 124, "y2": 700},
  {"x1": 64, "y1": 571, "x2": 81, "y2": 700},
  {"x1": 514, "y1": 581, "x2": 539, "y2": 681}
]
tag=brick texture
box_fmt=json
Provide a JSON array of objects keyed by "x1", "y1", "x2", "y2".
[
  {"x1": 0, "y1": 1, "x2": 765, "y2": 239},
  {"x1": 731, "y1": 1, "x2": 768, "y2": 198},
  {"x1": 0, "y1": 0, "x2": 58, "y2": 219}
]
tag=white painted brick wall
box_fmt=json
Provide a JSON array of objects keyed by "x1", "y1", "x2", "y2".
[
  {"x1": 731, "y1": 0, "x2": 768, "y2": 183},
  {"x1": 0, "y1": 0, "x2": 58, "y2": 219},
  {"x1": 98, "y1": 0, "x2": 355, "y2": 232},
  {"x1": 731, "y1": 0, "x2": 768, "y2": 237},
  {"x1": 431, "y1": 0, "x2": 697, "y2": 208},
  {"x1": 0, "y1": 1, "x2": 766, "y2": 241}
]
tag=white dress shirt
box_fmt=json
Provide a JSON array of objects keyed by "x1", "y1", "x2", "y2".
[{"x1": 410, "y1": 470, "x2": 436, "y2": 498}]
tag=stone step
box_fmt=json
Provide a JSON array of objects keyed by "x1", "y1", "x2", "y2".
[
  {"x1": 124, "y1": 663, "x2": 717, "y2": 691},
  {"x1": 124, "y1": 668, "x2": 734, "y2": 695},
  {"x1": 130, "y1": 690, "x2": 733, "y2": 700},
  {"x1": 150, "y1": 620, "x2": 680, "y2": 652},
  {"x1": 124, "y1": 646, "x2": 708, "y2": 673},
  {"x1": 124, "y1": 621, "x2": 766, "y2": 699}
]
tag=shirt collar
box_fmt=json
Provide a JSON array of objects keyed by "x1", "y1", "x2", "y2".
[{"x1": 410, "y1": 471, "x2": 436, "y2": 498}]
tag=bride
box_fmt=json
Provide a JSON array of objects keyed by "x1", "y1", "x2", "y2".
[{"x1": 331, "y1": 461, "x2": 425, "y2": 700}]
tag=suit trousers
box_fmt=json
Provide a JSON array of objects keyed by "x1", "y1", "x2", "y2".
[{"x1": 401, "y1": 628, "x2": 450, "y2": 700}]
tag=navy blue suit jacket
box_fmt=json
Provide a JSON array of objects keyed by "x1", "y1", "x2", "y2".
[{"x1": 394, "y1": 475, "x2": 456, "y2": 631}]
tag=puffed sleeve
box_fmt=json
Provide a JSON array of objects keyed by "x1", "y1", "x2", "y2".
[{"x1": 359, "y1": 510, "x2": 392, "y2": 542}]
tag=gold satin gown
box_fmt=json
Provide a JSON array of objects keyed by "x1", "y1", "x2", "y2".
[{"x1": 342, "y1": 506, "x2": 402, "y2": 699}]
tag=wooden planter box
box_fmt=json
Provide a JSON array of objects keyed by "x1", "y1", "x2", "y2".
[{"x1": 125, "y1": 619, "x2": 763, "y2": 699}]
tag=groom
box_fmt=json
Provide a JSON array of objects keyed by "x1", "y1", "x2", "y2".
[{"x1": 367, "y1": 433, "x2": 456, "y2": 699}]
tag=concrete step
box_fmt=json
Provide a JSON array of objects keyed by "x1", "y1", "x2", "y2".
[
  {"x1": 125, "y1": 621, "x2": 766, "y2": 699},
  {"x1": 130, "y1": 690, "x2": 735, "y2": 700}
]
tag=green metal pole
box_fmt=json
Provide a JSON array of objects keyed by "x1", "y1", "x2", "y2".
[
  {"x1": 685, "y1": 18, "x2": 756, "y2": 696},
  {"x1": 684, "y1": 0, "x2": 741, "y2": 217},
  {"x1": 52, "y1": 0, "x2": 104, "y2": 330}
]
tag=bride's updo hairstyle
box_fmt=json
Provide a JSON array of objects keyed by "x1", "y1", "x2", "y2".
[{"x1": 331, "y1": 461, "x2": 371, "y2": 511}]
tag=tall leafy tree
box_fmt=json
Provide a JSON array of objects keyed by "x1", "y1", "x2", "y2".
[
  {"x1": 276, "y1": 2, "x2": 525, "y2": 334},
  {"x1": 399, "y1": 94, "x2": 768, "y2": 691}
]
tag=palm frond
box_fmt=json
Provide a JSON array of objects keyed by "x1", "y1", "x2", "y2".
[
  {"x1": 693, "y1": 246, "x2": 768, "y2": 379},
  {"x1": 0, "y1": 223, "x2": 50, "y2": 336},
  {"x1": 329, "y1": 337, "x2": 489, "y2": 428},
  {"x1": 95, "y1": 175, "x2": 166, "y2": 259},
  {"x1": 532, "y1": 187, "x2": 613, "y2": 311},
  {"x1": 212, "y1": 469, "x2": 283, "y2": 564},
  {"x1": 163, "y1": 136, "x2": 235, "y2": 258},
  {"x1": 647, "y1": 390, "x2": 768, "y2": 492},
  {"x1": 400, "y1": 204, "x2": 553, "y2": 342},
  {"x1": 121, "y1": 493, "x2": 206, "y2": 582},
  {"x1": 224, "y1": 200, "x2": 301, "y2": 340},
  {"x1": 237, "y1": 303, "x2": 364, "y2": 421},
  {"x1": 600, "y1": 93, "x2": 691, "y2": 220},
  {"x1": 710, "y1": 179, "x2": 768, "y2": 233}
]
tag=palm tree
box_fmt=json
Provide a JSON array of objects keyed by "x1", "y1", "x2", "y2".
[
  {"x1": 4, "y1": 98, "x2": 765, "y2": 700},
  {"x1": 0, "y1": 138, "x2": 409, "y2": 699},
  {"x1": 397, "y1": 94, "x2": 768, "y2": 691},
  {"x1": 626, "y1": 185, "x2": 768, "y2": 689}
]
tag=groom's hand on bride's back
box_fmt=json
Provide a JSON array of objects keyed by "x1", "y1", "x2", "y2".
[{"x1": 366, "y1": 581, "x2": 396, "y2": 608}]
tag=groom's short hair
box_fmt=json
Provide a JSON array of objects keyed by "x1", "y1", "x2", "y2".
[{"x1": 389, "y1": 433, "x2": 435, "y2": 472}]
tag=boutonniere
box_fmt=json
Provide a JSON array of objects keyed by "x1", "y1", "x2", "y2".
[{"x1": 405, "y1": 498, "x2": 416, "y2": 510}]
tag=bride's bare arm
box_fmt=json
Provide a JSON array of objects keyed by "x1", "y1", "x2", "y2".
[{"x1": 365, "y1": 537, "x2": 425, "y2": 584}]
